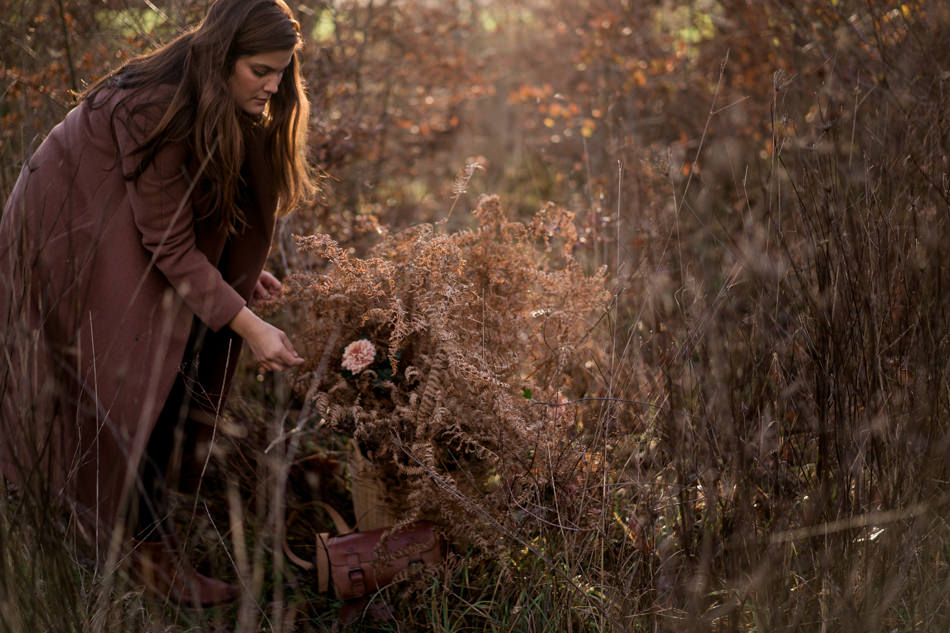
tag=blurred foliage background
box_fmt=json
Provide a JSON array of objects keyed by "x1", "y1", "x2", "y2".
[{"x1": 3, "y1": 0, "x2": 950, "y2": 631}]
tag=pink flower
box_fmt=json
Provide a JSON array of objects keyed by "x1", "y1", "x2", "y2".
[{"x1": 341, "y1": 339, "x2": 376, "y2": 373}]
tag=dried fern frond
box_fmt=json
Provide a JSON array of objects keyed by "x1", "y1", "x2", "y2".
[{"x1": 279, "y1": 195, "x2": 609, "y2": 554}]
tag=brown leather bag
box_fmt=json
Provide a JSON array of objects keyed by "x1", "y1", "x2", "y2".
[{"x1": 284, "y1": 501, "x2": 441, "y2": 601}]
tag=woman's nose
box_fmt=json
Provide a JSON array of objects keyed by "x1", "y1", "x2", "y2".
[{"x1": 264, "y1": 73, "x2": 281, "y2": 94}]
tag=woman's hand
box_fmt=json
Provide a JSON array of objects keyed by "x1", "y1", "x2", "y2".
[
  {"x1": 251, "y1": 270, "x2": 282, "y2": 306},
  {"x1": 229, "y1": 306, "x2": 304, "y2": 372}
]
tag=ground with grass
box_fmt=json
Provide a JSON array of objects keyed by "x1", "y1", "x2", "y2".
[{"x1": 2, "y1": 1, "x2": 950, "y2": 631}]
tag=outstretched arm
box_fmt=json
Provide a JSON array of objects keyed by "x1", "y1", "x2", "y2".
[{"x1": 116, "y1": 98, "x2": 245, "y2": 331}]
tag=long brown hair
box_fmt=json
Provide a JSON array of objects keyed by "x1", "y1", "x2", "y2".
[{"x1": 84, "y1": 0, "x2": 314, "y2": 228}]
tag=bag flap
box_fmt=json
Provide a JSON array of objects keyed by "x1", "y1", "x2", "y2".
[{"x1": 326, "y1": 521, "x2": 439, "y2": 568}]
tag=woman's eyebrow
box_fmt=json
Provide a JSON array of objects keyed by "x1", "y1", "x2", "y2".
[{"x1": 252, "y1": 63, "x2": 290, "y2": 72}]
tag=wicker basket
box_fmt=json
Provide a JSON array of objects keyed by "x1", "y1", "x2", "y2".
[{"x1": 347, "y1": 439, "x2": 394, "y2": 531}]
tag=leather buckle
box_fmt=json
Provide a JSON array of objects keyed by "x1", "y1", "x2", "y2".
[{"x1": 348, "y1": 568, "x2": 366, "y2": 594}]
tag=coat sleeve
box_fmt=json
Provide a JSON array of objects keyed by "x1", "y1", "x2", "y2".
[{"x1": 113, "y1": 101, "x2": 247, "y2": 333}]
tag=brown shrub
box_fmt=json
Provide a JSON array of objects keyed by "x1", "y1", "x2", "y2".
[{"x1": 275, "y1": 194, "x2": 609, "y2": 554}]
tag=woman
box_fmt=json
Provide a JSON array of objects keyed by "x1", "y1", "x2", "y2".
[{"x1": 0, "y1": 0, "x2": 312, "y2": 605}]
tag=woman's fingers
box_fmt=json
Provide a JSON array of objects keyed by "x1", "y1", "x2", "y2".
[
  {"x1": 230, "y1": 307, "x2": 304, "y2": 372},
  {"x1": 260, "y1": 270, "x2": 282, "y2": 293},
  {"x1": 254, "y1": 325, "x2": 303, "y2": 372},
  {"x1": 279, "y1": 330, "x2": 304, "y2": 365},
  {"x1": 251, "y1": 281, "x2": 267, "y2": 305},
  {"x1": 250, "y1": 272, "x2": 283, "y2": 307}
]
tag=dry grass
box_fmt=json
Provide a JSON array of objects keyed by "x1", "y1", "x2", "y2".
[{"x1": 2, "y1": 1, "x2": 950, "y2": 631}]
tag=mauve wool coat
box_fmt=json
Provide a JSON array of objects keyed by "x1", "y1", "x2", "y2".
[{"x1": 0, "y1": 84, "x2": 277, "y2": 542}]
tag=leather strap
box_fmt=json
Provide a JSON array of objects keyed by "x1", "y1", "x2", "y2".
[
  {"x1": 281, "y1": 510, "x2": 315, "y2": 571},
  {"x1": 282, "y1": 502, "x2": 353, "y2": 579},
  {"x1": 316, "y1": 532, "x2": 331, "y2": 593},
  {"x1": 314, "y1": 500, "x2": 353, "y2": 535}
]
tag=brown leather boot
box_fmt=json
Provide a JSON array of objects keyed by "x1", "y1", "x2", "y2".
[{"x1": 132, "y1": 539, "x2": 238, "y2": 607}]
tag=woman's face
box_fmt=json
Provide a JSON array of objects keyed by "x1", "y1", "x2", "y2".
[{"x1": 228, "y1": 49, "x2": 295, "y2": 115}]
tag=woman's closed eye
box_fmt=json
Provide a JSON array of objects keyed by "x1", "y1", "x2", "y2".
[{"x1": 253, "y1": 67, "x2": 284, "y2": 80}]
